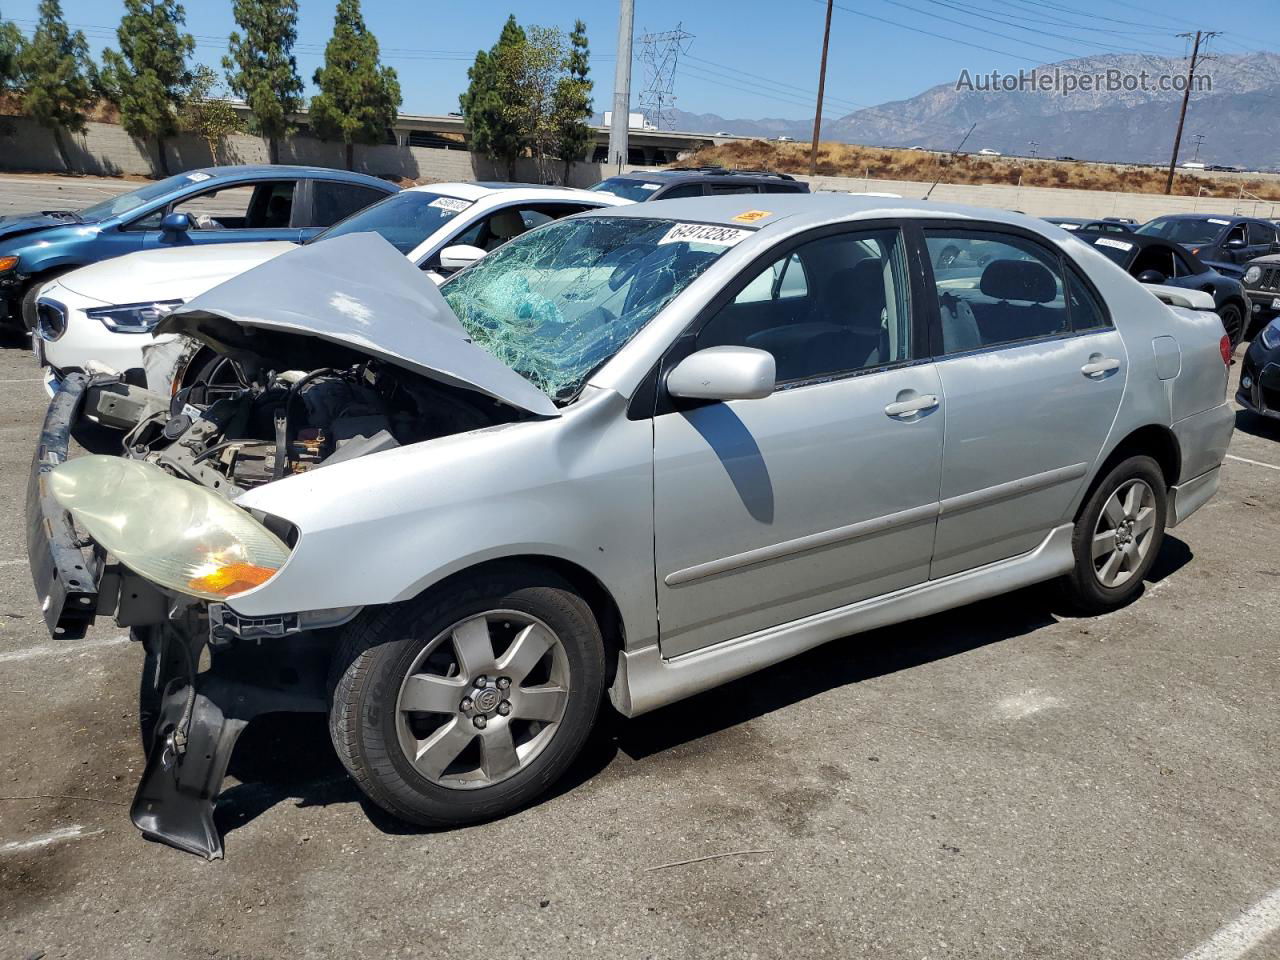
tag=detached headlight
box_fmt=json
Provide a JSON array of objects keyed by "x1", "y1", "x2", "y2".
[
  {"x1": 1245, "y1": 265, "x2": 1263, "y2": 285},
  {"x1": 50, "y1": 455, "x2": 290, "y2": 600},
  {"x1": 1262, "y1": 318, "x2": 1280, "y2": 351},
  {"x1": 84, "y1": 299, "x2": 182, "y2": 334}
]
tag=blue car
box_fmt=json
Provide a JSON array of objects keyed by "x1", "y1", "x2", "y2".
[
  {"x1": 1135, "y1": 213, "x2": 1280, "y2": 279},
  {"x1": 0, "y1": 165, "x2": 398, "y2": 332}
]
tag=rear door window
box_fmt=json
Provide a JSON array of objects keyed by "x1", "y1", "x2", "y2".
[
  {"x1": 309, "y1": 181, "x2": 390, "y2": 226},
  {"x1": 924, "y1": 229, "x2": 1069, "y2": 354}
]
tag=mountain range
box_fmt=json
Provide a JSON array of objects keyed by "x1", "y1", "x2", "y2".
[{"x1": 622, "y1": 52, "x2": 1280, "y2": 169}]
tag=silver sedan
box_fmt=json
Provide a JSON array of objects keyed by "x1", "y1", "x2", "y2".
[{"x1": 30, "y1": 195, "x2": 1235, "y2": 858}]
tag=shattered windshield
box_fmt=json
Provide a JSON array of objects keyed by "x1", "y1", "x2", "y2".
[
  {"x1": 311, "y1": 191, "x2": 474, "y2": 253},
  {"x1": 442, "y1": 216, "x2": 746, "y2": 400}
]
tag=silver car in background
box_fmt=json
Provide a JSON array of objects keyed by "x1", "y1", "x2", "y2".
[{"x1": 28, "y1": 195, "x2": 1235, "y2": 858}]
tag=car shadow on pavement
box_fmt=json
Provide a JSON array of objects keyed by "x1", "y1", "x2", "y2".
[
  {"x1": 211, "y1": 536, "x2": 1193, "y2": 843},
  {"x1": 1234, "y1": 408, "x2": 1280, "y2": 442}
]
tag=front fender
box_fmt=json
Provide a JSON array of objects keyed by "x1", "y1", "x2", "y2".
[{"x1": 228, "y1": 388, "x2": 661, "y2": 650}]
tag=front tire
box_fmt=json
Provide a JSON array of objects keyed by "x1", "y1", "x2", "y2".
[
  {"x1": 329, "y1": 567, "x2": 605, "y2": 828},
  {"x1": 1059, "y1": 455, "x2": 1167, "y2": 614}
]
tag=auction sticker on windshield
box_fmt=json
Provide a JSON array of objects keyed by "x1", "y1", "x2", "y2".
[
  {"x1": 1095, "y1": 237, "x2": 1134, "y2": 252},
  {"x1": 1207, "y1": 218, "x2": 1231, "y2": 226},
  {"x1": 429, "y1": 197, "x2": 472, "y2": 213},
  {"x1": 658, "y1": 223, "x2": 752, "y2": 246},
  {"x1": 732, "y1": 210, "x2": 772, "y2": 223}
]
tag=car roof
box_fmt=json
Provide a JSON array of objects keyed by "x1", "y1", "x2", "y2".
[
  {"x1": 585, "y1": 192, "x2": 1055, "y2": 236},
  {"x1": 402, "y1": 181, "x2": 619, "y2": 203},
  {"x1": 1147, "y1": 212, "x2": 1256, "y2": 224},
  {"x1": 187, "y1": 165, "x2": 394, "y2": 189},
  {"x1": 605, "y1": 168, "x2": 800, "y2": 184}
]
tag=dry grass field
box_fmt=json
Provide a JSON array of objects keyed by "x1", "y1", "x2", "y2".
[{"x1": 683, "y1": 140, "x2": 1280, "y2": 201}]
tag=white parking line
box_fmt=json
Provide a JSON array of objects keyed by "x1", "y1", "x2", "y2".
[
  {"x1": 0, "y1": 825, "x2": 103, "y2": 856},
  {"x1": 0, "y1": 635, "x2": 130, "y2": 664},
  {"x1": 1225, "y1": 454, "x2": 1280, "y2": 472},
  {"x1": 1181, "y1": 886, "x2": 1280, "y2": 960}
]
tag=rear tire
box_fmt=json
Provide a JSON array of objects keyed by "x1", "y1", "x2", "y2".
[
  {"x1": 329, "y1": 566, "x2": 605, "y2": 828},
  {"x1": 1059, "y1": 455, "x2": 1167, "y2": 614}
]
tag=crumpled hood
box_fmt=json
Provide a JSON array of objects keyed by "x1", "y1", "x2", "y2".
[
  {"x1": 0, "y1": 211, "x2": 80, "y2": 245},
  {"x1": 57, "y1": 241, "x2": 294, "y2": 304},
  {"x1": 159, "y1": 232, "x2": 560, "y2": 418}
]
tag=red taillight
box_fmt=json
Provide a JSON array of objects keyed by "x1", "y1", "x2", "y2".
[{"x1": 1220, "y1": 334, "x2": 1232, "y2": 365}]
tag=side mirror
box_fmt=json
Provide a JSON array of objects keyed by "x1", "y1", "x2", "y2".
[
  {"x1": 1224, "y1": 236, "x2": 1246, "y2": 249},
  {"x1": 1136, "y1": 269, "x2": 1167, "y2": 285},
  {"x1": 160, "y1": 212, "x2": 191, "y2": 234},
  {"x1": 666, "y1": 346, "x2": 776, "y2": 402},
  {"x1": 438, "y1": 244, "x2": 486, "y2": 272}
]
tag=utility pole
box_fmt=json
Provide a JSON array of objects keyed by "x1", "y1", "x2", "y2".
[
  {"x1": 1028, "y1": 139, "x2": 1039, "y2": 159},
  {"x1": 808, "y1": 0, "x2": 834, "y2": 177},
  {"x1": 1192, "y1": 132, "x2": 1206, "y2": 162},
  {"x1": 1164, "y1": 30, "x2": 1219, "y2": 194},
  {"x1": 609, "y1": 0, "x2": 635, "y2": 172}
]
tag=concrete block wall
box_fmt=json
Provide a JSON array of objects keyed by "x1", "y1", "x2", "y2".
[
  {"x1": 803, "y1": 173, "x2": 1280, "y2": 221},
  {"x1": 0, "y1": 115, "x2": 635, "y2": 188}
]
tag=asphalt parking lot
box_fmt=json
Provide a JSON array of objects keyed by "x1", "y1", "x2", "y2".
[{"x1": 1, "y1": 222, "x2": 1278, "y2": 959}]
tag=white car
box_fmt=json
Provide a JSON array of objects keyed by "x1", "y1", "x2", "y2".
[{"x1": 33, "y1": 182, "x2": 629, "y2": 394}]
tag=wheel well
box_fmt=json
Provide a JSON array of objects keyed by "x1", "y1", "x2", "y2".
[
  {"x1": 424, "y1": 555, "x2": 626, "y2": 685},
  {"x1": 1080, "y1": 425, "x2": 1180, "y2": 517}
]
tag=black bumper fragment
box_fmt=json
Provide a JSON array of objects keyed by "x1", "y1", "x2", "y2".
[{"x1": 26, "y1": 372, "x2": 101, "y2": 639}]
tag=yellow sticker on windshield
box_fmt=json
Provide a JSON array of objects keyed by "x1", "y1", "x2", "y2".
[{"x1": 732, "y1": 210, "x2": 773, "y2": 223}]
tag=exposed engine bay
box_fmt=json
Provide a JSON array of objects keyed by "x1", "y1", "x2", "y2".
[{"x1": 87, "y1": 345, "x2": 515, "y2": 500}]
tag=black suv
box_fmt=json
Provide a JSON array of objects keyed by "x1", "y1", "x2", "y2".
[{"x1": 587, "y1": 167, "x2": 809, "y2": 202}]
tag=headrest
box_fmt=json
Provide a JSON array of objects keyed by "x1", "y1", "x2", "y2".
[
  {"x1": 980, "y1": 259, "x2": 1057, "y2": 303},
  {"x1": 488, "y1": 208, "x2": 526, "y2": 239}
]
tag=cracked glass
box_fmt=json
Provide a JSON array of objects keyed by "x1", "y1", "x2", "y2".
[{"x1": 441, "y1": 216, "x2": 742, "y2": 401}]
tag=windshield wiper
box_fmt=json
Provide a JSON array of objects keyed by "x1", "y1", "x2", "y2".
[{"x1": 42, "y1": 210, "x2": 83, "y2": 223}]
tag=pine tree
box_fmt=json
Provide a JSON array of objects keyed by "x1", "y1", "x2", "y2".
[
  {"x1": 0, "y1": 10, "x2": 23, "y2": 98},
  {"x1": 460, "y1": 15, "x2": 528, "y2": 180},
  {"x1": 309, "y1": 0, "x2": 400, "y2": 170},
  {"x1": 100, "y1": 0, "x2": 195, "y2": 177},
  {"x1": 552, "y1": 20, "x2": 593, "y2": 185},
  {"x1": 223, "y1": 0, "x2": 303, "y2": 164},
  {"x1": 15, "y1": 0, "x2": 94, "y2": 170}
]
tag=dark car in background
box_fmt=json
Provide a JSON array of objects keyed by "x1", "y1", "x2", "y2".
[
  {"x1": 1074, "y1": 229, "x2": 1250, "y2": 346},
  {"x1": 1239, "y1": 255, "x2": 1280, "y2": 336},
  {"x1": 0, "y1": 165, "x2": 397, "y2": 333},
  {"x1": 1044, "y1": 216, "x2": 1134, "y2": 234},
  {"x1": 1135, "y1": 214, "x2": 1280, "y2": 279},
  {"x1": 588, "y1": 166, "x2": 809, "y2": 202},
  {"x1": 1238, "y1": 316, "x2": 1280, "y2": 423}
]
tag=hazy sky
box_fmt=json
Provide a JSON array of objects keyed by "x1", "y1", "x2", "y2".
[{"x1": 6, "y1": 0, "x2": 1277, "y2": 121}]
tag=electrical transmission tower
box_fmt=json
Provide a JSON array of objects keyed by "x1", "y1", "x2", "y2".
[{"x1": 637, "y1": 24, "x2": 694, "y2": 130}]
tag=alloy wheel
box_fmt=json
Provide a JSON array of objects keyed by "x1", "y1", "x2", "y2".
[
  {"x1": 394, "y1": 610, "x2": 571, "y2": 790},
  {"x1": 1091, "y1": 478, "x2": 1157, "y2": 588}
]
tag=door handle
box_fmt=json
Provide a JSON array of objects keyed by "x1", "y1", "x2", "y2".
[
  {"x1": 884, "y1": 394, "x2": 939, "y2": 417},
  {"x1": 1081, "y1": 357, "x2": 1121, "y2": 377}
]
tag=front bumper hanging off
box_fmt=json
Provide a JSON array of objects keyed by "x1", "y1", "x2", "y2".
[{"x1": 25, "y1": 372, "x2": 330, "y2": 860}]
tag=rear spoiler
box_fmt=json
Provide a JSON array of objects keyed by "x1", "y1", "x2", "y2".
[{"x1": 1146, "y1": 285, "x2": 1216, "y2": 311}]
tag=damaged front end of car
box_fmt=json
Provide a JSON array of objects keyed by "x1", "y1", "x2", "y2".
[{"x1": 26, "y1": 234, "x2": 560, "y2": 858}]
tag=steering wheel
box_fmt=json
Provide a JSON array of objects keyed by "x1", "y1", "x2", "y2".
[
  {"x1": 935, "y1": 244, "x2": 962, "y2": 269},
  {"x1": 606, "y1": 244, "x2": 658, "y2": 291}
]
